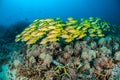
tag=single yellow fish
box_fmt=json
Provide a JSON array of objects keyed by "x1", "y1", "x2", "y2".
[
  {"x1": 47, "y1": 34, "x2": 59, "y2": 39},
  {"x1": 27, "y1": 38, "x2": 37, "y2": 44},
  {"x1": 61, "y1": 34, "x2": 70, "y2": 38},
  {"x1": 31, "y1": 30, "x2": 39, "y2": 35},
  {"x1": 97, "y1": 30, "x2": 102, "y2": 34},
  {"x1": 22, "y1": 36, "x2": 31, "y2": 42},
  {"x1": 48, "y1": 26, "x2": 56, "y2": 29},
  {"x1": 40, "y1": 38, "x2": 48, "y2": 44},
  {"x1": 37, "y1": 32, "x2": 46, "y2": 36},
  {"x1": 67, "y1": 17, "x2": 74, "y2": 21},
  {"x1": 78, "y1": 34, "x2": 86, "y2": 39},
  {"x1": 48, "y1": 38, "x2": 59, "y2": 42},
  {"x1": 62, "y1": 30, "x2": 68, "y2": 34},
  {"x1": 98, "y1": 34, "x2": 105, "y2": 37},
  {"x1": 49, "y1": 30, "x2": 59, "y2": 34},
  {"x1": 65, "y1": 38, "x2": 73, "y2": 42},
  {"x1": 45, "y1": 18, "x2": 54, "y2": 22},
  {"x1": 90, "y1": 34, "x2": 96, "y2": 37},
  {"x1": 40, "y1": 27, "x2": 50, "y2": 31},
  {"x1": 88, "y1": 29, "x2": 96, "y2": 33},
  {"x1": 68, "y1": 29, "x2": 77, "y2": 34}
]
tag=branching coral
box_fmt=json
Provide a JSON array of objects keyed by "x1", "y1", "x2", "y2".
[{"x1": 15, "y1": 17, "x2": 110, "y2": 45}]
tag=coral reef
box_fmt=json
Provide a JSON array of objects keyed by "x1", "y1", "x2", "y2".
[
  {"x1": 110, "y1": 64, "x2": 120, "y2": 80},
  {"x1": 1, "y1": 17, "x2": 120, "y2": 80}
]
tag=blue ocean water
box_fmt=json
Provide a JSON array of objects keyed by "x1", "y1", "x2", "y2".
[{"x1": 0, "y1": 0, "x2": 120, "y2": 27}]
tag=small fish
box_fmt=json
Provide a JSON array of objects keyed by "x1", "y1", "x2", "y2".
[
  {"x1": 48, "y1": 26, "x2": 56, "y2": 29},
  {"x1": 33, "y1": 19, "x2": 40, "y2": 22},
  {"x1": 22, "y1": 36, "x2": 31, "y2": 42},
  {"x1": 47, "y1": 34, "x2": 59, "y2": 39},
  {"x1": 88, "y1": 29, "x2": 96, "y2": 33},
  {"x1": 90, "y1": 34, "x2": 96, "y2": 37},
  {"x1": 49, "y1": 30, "x2": 60, "y2": 34},
  {"x1": 24, "y1": 27, "x2": 31, "y2": 31},
  {"x1": 47, "y1": 38, "x2": 59, "y2": 42},
  {"x1": 66, "y1": 27, "x2": 75, "y2": 31},
  {"x1": 23, "y1": 33, "x2": 30, "y2": 37},
  {"x1": 76, "y1": 26, "x2": 82, "y2": 30},
  {"x1": 65, "y1": 38, "x2": 73, "y2": 42},
  {"x1": 45, "y1": 18, "x2": 53, "y2": 22},
  {"x1": 27, "y1": 39, "x2": 36, "y2": 44},
  {"x1": 40, "y1": 38, "x2": 48, "y2": 44},
  {"x1": 15, "y1": 35, "x2": 22, "y2": 42},
  {"x1": 98, "y1": 34, "x2": 105, "y2": 37},
  {"x1": 70, "y1": 20, "x2": 78, "y2": 24},
  {"x1": 89, "y1": 17, "x2": 94, "y2": 22},
  {"x1": 67, "y1": 17, "x2": 74, "y2": 21},
  {"x1": 82, "y1": 27, "x2": 88, "y2": 31},
  {"x1": 31, "y1": 31, "x2": 39, "y2": 35},
  {"x1": 68, "y1": 29, "x2": 77, "y2": 33},
  {"x1": 62, "y1": 30, "x2": 68, "y2": 34},
  {"x1": 78, "y1": 34, "x2": 86, "y2": 39},
  {"x1": 40, "y1": 27, "x2": 50, "y2": 31},
  {"x1": 91, "y1": 17, "x2": 101, "y2": 24},
  {"x1": 61, "y1": 34, "x2": 70, "y2": 38},
  {"x1": 97, "y1": 30, "x2": 102, "y2": 34},
  {"x1": 37, "y1": 32, "x2": 46, "y2": 36}
]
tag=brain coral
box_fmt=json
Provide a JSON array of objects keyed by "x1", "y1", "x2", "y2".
[{"x1": 15, "y1": 17, "x2": 110, "y2": 45}]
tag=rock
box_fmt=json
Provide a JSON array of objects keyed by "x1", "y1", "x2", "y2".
[
  {"x1": 81, "y1": 41, "x2": 87, "y2": 48},
  {"x1": 74, "y1": 41, "x2": 81, "y2": 50},
  {"x1": 113, "y1": 42, "x2": 119, "y2": 51},
  {"x1": 64, "y1": 45, "x2": 74, "y2": 55},
  {"x1": 84, "y1": 60, "x2": 90, "y2": 70},
  {"x1": 74, "y1": 41, "x2": 82, "y2": 55},
  {"x1": 110, "y1": 64, "x2": 120, "y2": 80},
  {"x1": 83, "y1": 36, "x2": 92, "y2": 43},
  {"x1": 90, "y1": 41, "x2": 97, "y2": 49},
  {"x1": 49, "y1": 42, "x2": 60, "y2": 50},
  {"x1": 81, "y1": 48, "x2": 96, "y2": 61},
  {"x1": 63, "y1": 52, "x2": 71, "y2": 59},
  {"x1": 98, "y1": 38, "x2": 106, "y2": 47},
  {"x1": 94, "y1": 57, "x2": 109, "y2": 71},
  {"x1": 39, "y1": 52, "x2": 46, "y2": 60},
  {"x1": 29, "y1": 56, "x2": 36, "y2": 64},
  {"x1": 30, "y1": 50, "x2": 40, "y2": 57},
  {"x1": 43, "y1": 54, "x2": 53, "y2": 68},
  {"x1": 105, "y1": 36, "x2": 112, "y2": 45},
  {"x1": 114, "y1": 51, "x2": 120, "y2": 61},
  {"x1": 13, "y1": 60, "x2": 21, "y2": 68},
  {"x1": 81, "y1": 48, "x2": 89, "y2": 60},
  {"x1": 39, "y1": 52, "x2": 53, "y2": 68},
  {"x1": 88, "y1": 50, "x2": 96, "y2": 61},
  {"x1": 100, "y1": 46, "x2": 112, "y2": 57},
  {"x1": 27, "y1": 44, "x2": 40, "y2": 57}
]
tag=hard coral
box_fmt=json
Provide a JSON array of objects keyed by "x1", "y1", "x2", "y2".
[{"x1": 15, "y1": 17, "x2": 110, "y2": 45}]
